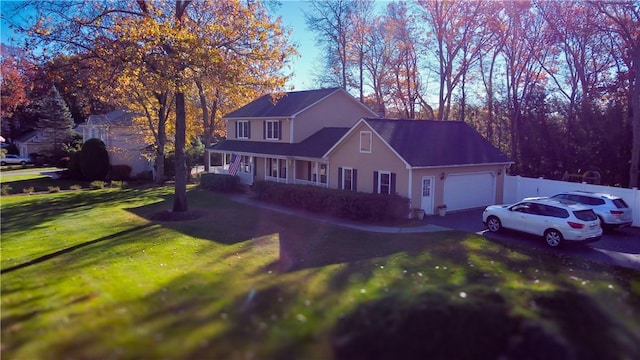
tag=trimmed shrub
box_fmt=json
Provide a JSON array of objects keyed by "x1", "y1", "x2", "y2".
[
  {"x1": 57, "y1": 157, "x2": 70, "y2": 168},
  {"x1": 252, "y1": 181, "x2": 409, "y2": 222},
  {"x1": 65, "y1": 151, "x2": 83, "y2": 180},
  {"x1": 69, "y1": 184, "x2": 82, "y2": 191},
  {"x1": 80, "y1": 138, "x2": 110, "y2": 181},
  {"x1": 1, "y1": 185, "x2": 12, "y2": 195},
  {"x1": 22, "y1": 187, "x2": 35, "y2": 194},
  {"x1": 199, "y1": 173, "x2": 243, "y2": 193},
  {"x1": 48, "y1": 186, "x2": 60, "y2": 193},
  {"x1": 90, "y1": 181, "x2": 106, "y2": 190},
  {"x1": 110, "y1": 180, "x2": 127, "y2": 189},
  {"x1": 110, "y1": 164, "x2": 132, "y2": 180}
]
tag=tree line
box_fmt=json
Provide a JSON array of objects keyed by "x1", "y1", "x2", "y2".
[{"x1": 305, "y1": 0, "x2": 639, "y2": 188}]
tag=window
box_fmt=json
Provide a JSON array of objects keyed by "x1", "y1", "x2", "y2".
[
  {"x1": 279, "y1": 159, "x2": 287, "y2": 179},
  {"x1": 236, "y1": 121, "x2": 250, "y2": 139},
  {"x1": 344, "y1": 168, "x2": 353, "y2": 190},
  {"x1": 360, "y1": 131, "x2": 372, "y2": 153},
  {"x1": 320, "y1": 164, "x2": 327, "y2": 184},
  {"x1": 380, "y1": 172, "x2": 391, "y2": 194},
  {"x1": 264, "y1": 120, "x2": 281, "y2": 140},
  {"x1": 422, "y1": 178, "x2": 432, "y2": 197},
  {"x1": 338, "y1": 167, "x2": 357, "y2": 191},
  {"x1": 373, "y1": 171, "x2": 396, "y2": 194},
  {"x1": 267, "y1": 158, "x2": 278, "y2": 177},
  {"x1": 242, "y1": 156, "x2": 251, "y2": 173}
]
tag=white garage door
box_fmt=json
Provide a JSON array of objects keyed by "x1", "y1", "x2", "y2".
[{"x1": 444, "y1": 172, "x2": 496, "y2": 211}]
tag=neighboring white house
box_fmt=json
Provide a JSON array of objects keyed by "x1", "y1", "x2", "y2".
[
  {"x1": 77, "y1": 109, "x2": 153, "y2": 177},
  {"x1": 14, "y1": 130, "x2": 53, "y2": 157}
]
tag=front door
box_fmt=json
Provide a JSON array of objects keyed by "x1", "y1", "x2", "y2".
[{"x1": 421, "y1": 176, "x2": 435, "y2": 215}]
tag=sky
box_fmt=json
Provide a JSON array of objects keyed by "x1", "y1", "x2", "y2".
[{"x1": 0, "y1": 0, "x2": 325, "y2": 91}]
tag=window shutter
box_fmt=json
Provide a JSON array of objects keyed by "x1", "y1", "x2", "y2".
[
  {"x1": 235, "y1": 121, "x2": 238, "y2": 138},
  {"x1": 278, "y1": 120, "x2": 282, "y2": 140},
  {"x1": 263, "y1": 121, "x2": 266, "y2": 139},
  {"x1": 247, "y1": 122, "x2": 251, "y2": 139},
  {"x1": 353, "y1": 169, "x2": 358, "y2": 192},
  {"x1": 373, "y1": 171, "x2": 379, "y2": 194},
  {"x1": 391, "y1": 173, "x2": 397, "y2": 194},
  {"x1": 338, "y1": 167, "x2": 343, "y2": 189},
  {"x1": 307, "y1": 163, "x2": 311, "y2": 180}
]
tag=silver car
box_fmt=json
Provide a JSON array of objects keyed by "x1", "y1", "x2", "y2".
[
  {"x1": 550, "y1": 191, "x2": 633, "y2": 229},
  {"x1": 0, "y1": 154, "x2": 31, "y2": 166}
]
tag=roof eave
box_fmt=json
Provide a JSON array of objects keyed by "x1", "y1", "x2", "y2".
[{"x1": 409, "y1": 161, "x2": 514, "y2": 169}]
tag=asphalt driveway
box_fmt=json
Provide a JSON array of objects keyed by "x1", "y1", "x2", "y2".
[{"x1": 426, "y1": 209, "x2": 640, "y2": 271}]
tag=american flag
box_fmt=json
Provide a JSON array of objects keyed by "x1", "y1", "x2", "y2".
[{"x1": 228, "y1": 153, "x2": 242, "y2": 176}]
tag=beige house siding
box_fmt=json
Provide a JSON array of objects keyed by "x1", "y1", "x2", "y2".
[
  {"x1": 225, "y1": 93, "x2": 374, "y2": 143},
  {"x1": 328, "y1": 122, "x2": 408, "y2": 195},
  {"x1": 327, "y1": 121, "x2": 508, "y2": 214},
  {"x1": 228, "y1": 118, "x2": 291, "y2": 143},
  {"x1": 292, "y1": 92, "x2": 376, "y2": 143},
  {"x1": 409, "y1": 165, "x2": 505, "y2": 213}
]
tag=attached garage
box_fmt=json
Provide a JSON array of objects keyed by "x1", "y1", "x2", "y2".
[{"x1": 444, "y1": 172, "x2": 496, "y2": 211}]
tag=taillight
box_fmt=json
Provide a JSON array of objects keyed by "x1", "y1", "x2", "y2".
[
  {"x1": 567, "y1": 221, "x2": 584, "y2": 229},
  {"x1": 610, "y1": 210, "x2": 624, "y2": 215}
]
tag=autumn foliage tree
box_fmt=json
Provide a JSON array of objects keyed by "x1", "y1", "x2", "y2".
[{"x1": 12, "y1": 0, "x2": 295, "y2": 210}]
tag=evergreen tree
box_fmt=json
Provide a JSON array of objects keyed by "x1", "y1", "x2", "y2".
[{"x1": 37, "y1": 85, "x2": 75, "y2": 158}]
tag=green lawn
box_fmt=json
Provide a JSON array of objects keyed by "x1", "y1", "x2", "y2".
[{"x1": 2, "y1": 185, "x2": 639, "y2": 359}]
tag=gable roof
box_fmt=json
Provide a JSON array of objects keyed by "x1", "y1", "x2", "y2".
[
  {"x1": 327, "y1": 118, "x2": 511, "y2": 167},
  {"x1": 85, "y1": 109, "x2": 140, "y2": 126},
  {"x1": 210, "y1": 127, "x2": 350, "y2": 158},
  {"x1": 223, "y1": 88, "x2": 346, "y2": 119}
]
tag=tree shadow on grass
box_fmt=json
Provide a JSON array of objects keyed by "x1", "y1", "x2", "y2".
[
  {"x1": 1, "y1": 187, "x2": 167, "y2": 236},
  {"x1": 1, "y1": 223, "x2": 154, "y2": 274}
]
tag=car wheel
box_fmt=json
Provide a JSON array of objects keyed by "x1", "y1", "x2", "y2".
[
  {"x1": 487, "y1": 216, "x2": 502, "y2": 232},
  {"x1": 20, "y1": 161, "x2": 26, "y2": 165},
  {"x1": 544, "y1": 229, "x2": 563, "y2": 247},
  {"x1": 0, "y1": 161, "x2": 5, "y2": 166}
]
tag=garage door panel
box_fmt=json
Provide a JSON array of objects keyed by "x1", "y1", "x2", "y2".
[{"x1": 444, "y1": 173, "x2": 495, "y2": 211}]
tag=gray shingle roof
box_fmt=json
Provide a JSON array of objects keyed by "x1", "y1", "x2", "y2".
[
  {"x1": 223, "y1": 88, "x2": 341, "y2": 119},
  {"x1": 86, "y1": 109, "x2": 139, "y2": 126},
  {"x1": 210, "y1": 127, "x2": 349, "y2": 158},
  {"x1": 364, "y1": 118, "x2": 511, "y2": 167}
]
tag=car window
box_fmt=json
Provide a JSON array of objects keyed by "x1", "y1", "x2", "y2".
[
  {"x1": 577, "y1": 196, "x2": 605, "y2": 206},
  {"x1": 539, "y1": 205, "x2": 569, "y2": 218},
  {"x1": 573, "y1": 209, "x2": 597, "y2": 221},
  {"x1": 612, "y1": 198, "x2": 629, "y2": 208},
  {"x1": 511, "y1": 203, "x2": 531, "y2": 213},
  {"x1": 552, "y1": 194, "x2": 567, "y2": 200}
]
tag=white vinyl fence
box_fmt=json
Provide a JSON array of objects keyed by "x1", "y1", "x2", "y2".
[{"x1": 503, "y1": 175, "x2": 640, "y2": 227}]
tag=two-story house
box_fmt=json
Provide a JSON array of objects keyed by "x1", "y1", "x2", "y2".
[
  {"x1": 78, "y1": 109, "x2": 153, "y2": 177},
  {"x1": 206, "y1": 88, "x2": 378, "y2": 186},
  {"x1": 207, "y1": 88, "x2": 512, "y2": 214}
]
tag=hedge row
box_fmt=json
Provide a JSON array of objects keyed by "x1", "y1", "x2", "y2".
[
  {"x1": 252, "y1": 181, "x2": 409, "y2": 222},
  {"x1": 199, "y1": 173, "x2": 244, "y2": 193}
]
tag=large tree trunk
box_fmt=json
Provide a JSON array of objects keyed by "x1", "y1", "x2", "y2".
[
  {"x1": 629, "y1": 45, "x2": 640, "y2": 188},
  {"x1": 196, "y1": 80, "x2": 210, "y2": 172},
  {"x1": 173, "y1": 91, "x2": 188, "y2": 212},
  {"x1": 172, "y1": 0, "x2": 189, "y2": 212}
]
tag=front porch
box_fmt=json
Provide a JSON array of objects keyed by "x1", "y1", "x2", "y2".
[{"x1": 205, "y1": 150, "x2": 329, "y2": 188}]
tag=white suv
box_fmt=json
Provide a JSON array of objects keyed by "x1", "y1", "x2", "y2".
[
  {"x1": 483, "y1": 197, "x2": 602, "y2": 247},
  {"x1": 550, "y1": 191, "x2": 633, "y2": 229}
]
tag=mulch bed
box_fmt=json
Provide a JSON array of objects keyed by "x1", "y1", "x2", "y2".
[{"x1": 149, "y1": 209, "x2": 206, "y2": 222}]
